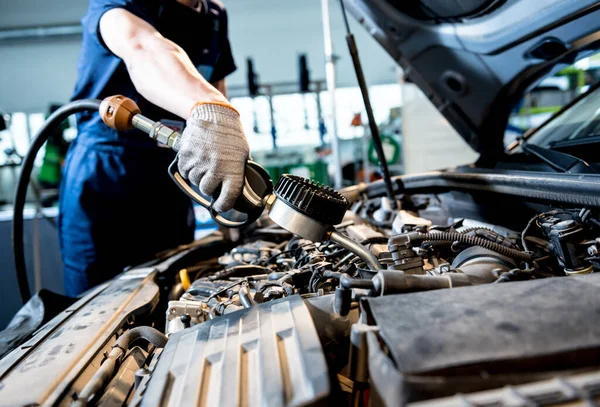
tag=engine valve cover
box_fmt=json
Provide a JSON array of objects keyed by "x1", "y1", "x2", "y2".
[{"x1": 137, "y1": 294, "x2": 330, "y2": 407}]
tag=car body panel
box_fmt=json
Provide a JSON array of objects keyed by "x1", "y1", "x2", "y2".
[{"x1": 344, "y1": 0, "x2": 600, "y2": 153}]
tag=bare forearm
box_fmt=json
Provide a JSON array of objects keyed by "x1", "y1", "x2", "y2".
[
  {"x1": 99, "y1": 8, "x2": 228, "y2": 119},
  {"x1": 125, "y1": 39, "x2": 227, "y2": 119}
]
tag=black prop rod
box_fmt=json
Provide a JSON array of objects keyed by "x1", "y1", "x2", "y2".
[{"x1": 339, "y1": 0, "x2": 398, "y2": 208}]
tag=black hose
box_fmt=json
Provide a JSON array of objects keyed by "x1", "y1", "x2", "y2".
[
  {"x1": 12, "y1": 99, "x2": 102, "y2": 303},
  {"x1": 340, "y1": 274, "x2": 375, "y2": 290},
  {"x1": 360, "y1": 236, "x2": 389, "y2": 245},
  {"x1": 418, "y1": 232, "x2": 533, "y2": 262},
  {"x1": 73, "y1": 326, "x2": 167, "y2": 406}
]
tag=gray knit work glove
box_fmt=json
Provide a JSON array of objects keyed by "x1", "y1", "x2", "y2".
[{"x1": 174, "y1": 103, "x2": 250, "y2": 213}]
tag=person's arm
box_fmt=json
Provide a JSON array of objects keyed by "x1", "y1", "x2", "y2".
[
  {"x1": 98, "y1": 7, "x2": 249, "y2": 213},
  {"x1": 99, "y1": 8, "x2": 227, "y2": 119}
]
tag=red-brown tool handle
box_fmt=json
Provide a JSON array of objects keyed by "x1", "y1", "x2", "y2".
[{"x1": 99, "y1": 95, "x2": 141, "y2": 131}]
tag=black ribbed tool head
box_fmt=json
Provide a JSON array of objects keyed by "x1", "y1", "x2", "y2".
[{"x1": 274, "y1": 174, "x2": 349, "y2": 225}]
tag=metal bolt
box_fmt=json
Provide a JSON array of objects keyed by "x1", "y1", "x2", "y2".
[{"x1": 588, "y1": 245, "x2": 599, "y2": 257}]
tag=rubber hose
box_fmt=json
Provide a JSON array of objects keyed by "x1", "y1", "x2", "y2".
[
  {"x1": 340, "y1": 274, "x2": 375, "y2": 290},
  {"x1": 329, "y1": 231, "x2": 382, "y2": 270},
  {"x1": 73, "y1": 326, "x2": 167, "y2": 406},
  {"x1": 12, "y1": 99, "x2": 102, "y2": 303},
  {"x1": 360, "y1": 236, "x2": 389, "y2": 245},
  {"x1": 419, "y1": 232, "x2": 532, "y2": 261},
  {"x1": 115, "y1": 326, "x2": 168, "y2": 349}
]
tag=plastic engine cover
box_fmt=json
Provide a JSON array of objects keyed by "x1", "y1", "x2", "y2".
[
  {"x1": 363, "y1": 273, "x2": 600, "y2": 405},
  {"x1": 138, "y1": 294, "x2": 330, "y2": 407}
]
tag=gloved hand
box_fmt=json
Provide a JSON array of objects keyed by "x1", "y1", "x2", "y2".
[{"x1": 175, "y1": 102, "x2": 250, "y2": 212}]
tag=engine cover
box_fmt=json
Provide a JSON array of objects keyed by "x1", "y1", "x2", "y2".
[
  {"x1": 363, "y1": 273, "x2": 600, "y2": 406},
  {"x1": 137, "y1": 294, "x2": 330, "y2": 407}
]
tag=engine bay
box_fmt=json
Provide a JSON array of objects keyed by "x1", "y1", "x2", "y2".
[
  {"x1": 2, "y1": 177, "x2": 600, "y2": 406},
  {"x1": 166, "y1": 191, "x2": 600, "y2": 335},
  {"x1": 4, "y1": 0, "x2": 600, "y2": 405}
]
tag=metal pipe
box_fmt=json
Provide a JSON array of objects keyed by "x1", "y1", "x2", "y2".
[
  {"x1": 329, "y1": 230, "x2": 381, "y2": 270},
  {"x1": 0, "y1": 25, "x2": 82, "y2": 42},
  {"x1": 238, "y1": 286, "x2": 255, "y2": 308},
  {"x1": 320, "y1": 0, "x2": 343, "y2": 189},
  {"x1": 131, "y1": 114, "x2": 154, "y2": 134},
  {"x1": 265, "y1": 85, "x2": 277, "y2": 150}
]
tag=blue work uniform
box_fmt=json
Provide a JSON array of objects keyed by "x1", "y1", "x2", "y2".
[{"x1": 59, "y1": 0, "x2": 236, "y2": 296}]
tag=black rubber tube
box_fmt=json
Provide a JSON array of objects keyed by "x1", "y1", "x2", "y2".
[
  {"x1": 340, "y1": 274, "x2": 375, "y2": 290},
  {"x1": 360, "y1": 236, "x2": 389, "y2": 245},
  {"x1": 12, "y1": 99, "x2": 102, "y2": 303},
  {"x1": 419, "y1": 232, "x2": 533, "y2": 262}
]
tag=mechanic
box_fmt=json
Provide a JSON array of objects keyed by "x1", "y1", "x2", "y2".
[{"x1": 59, "y1": 0, "x2": 249, "y2": 296}]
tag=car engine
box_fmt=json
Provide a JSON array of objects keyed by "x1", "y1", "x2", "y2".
[{"x1": 2, "y1": 174, "x2": 600, "y2": 407}]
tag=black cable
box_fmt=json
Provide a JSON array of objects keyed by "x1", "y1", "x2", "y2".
[
  {"x1": 12, "y1": 99, "x2": 102, "y2": 303},
  {"x1": 338, "y1": 0, "x2": 398, "y2": 209},
  {"x1": 419, "y1": 231, "x2": 533, "y2": 262},
  {"x1": 265, "y1": 242, "x2": 314, "y2": 264}
]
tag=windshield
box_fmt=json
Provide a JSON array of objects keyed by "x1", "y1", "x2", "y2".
[{"x1": 523, "y1": 85, "x2": 600, "y2": 148}]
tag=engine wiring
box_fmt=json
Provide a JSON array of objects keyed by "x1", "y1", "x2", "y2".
[{"x1": 162, "y1": 192, "x2": 600, "y2": 336}]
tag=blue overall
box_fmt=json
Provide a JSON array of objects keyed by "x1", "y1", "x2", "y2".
[{"x1": 59, "y1": 0, "x2": 236, "y2": 296}]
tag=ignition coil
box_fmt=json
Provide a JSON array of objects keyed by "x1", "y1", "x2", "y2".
[
  {"x1": 542, "y1": 219, "x2": 593, "y2": 275},
  {"x1": 388, "y1": 233, "x2": 425, "y2": 274}
]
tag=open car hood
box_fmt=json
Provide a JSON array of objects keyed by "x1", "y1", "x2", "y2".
[{"x1": 344, "y1": 0, "x2": 600, "y2": 154}]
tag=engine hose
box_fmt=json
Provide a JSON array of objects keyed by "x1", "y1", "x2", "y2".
[
  {"x1": 329, "y1": 231, "x2": 382, "y2": 270},
  {"x1": 73, "y1": 326, "x2": 167, "y2": 406},
  {"x1": 419, "y1": 232, "x2": 532, "y2": 262},
  {"x1": 238, "y1": 286, "x2": 255, "y2": 308},
  {"x1": 12, "y1": 99, "x2": 102, "y2": 303},
  {"x1": 360, "y1": 236, "x2": 389, "y2": 245},
  {"x1": 340, "y1": 274, "x2": 375, "y2": 290}
]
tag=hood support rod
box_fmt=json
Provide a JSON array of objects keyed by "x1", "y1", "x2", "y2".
[{"x1": 339, "y1": 0, "x2": 398, "y2": 208}]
